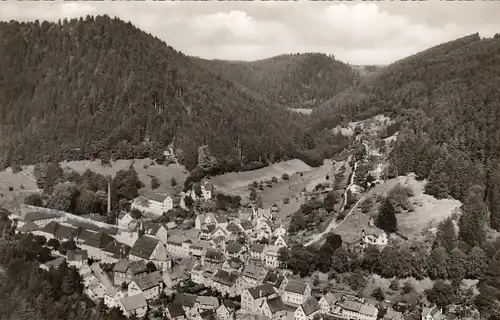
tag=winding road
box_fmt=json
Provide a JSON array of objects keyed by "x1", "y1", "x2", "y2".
[{"x1": 305, "y1": 142, "x2": 370, "y2": 247}]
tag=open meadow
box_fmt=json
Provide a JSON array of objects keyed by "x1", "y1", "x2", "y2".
[
  {"x1": 0, "y1": 167, "x2": 39, "y2": 213},
  {"x1": 209, "y1": 159, "x2": 346, "y2": 226},
  {"x1": 333, "y1": 173, "x2": 462, "y2": 243}
]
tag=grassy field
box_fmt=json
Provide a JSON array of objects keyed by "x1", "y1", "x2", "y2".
[
  {"x1": 209, "y1": 159, "x2": 345, "y2": 227},
  {"x1": 209, "y1": 159, "x2": 312, "y2": 193},
  {"x1": 61, "y1": 159, "x2": 189, "y2": 194},
  {"x1": 0, "y1": 167, "x2": 39, "y2": 213},
  {"x1": 334, "y1": 173, "x2": 462, "y2": 243}
]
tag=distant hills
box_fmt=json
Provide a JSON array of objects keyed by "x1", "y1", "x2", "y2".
[{"x1": 193, "y1": 53, "x2": 361, "y2": 108}]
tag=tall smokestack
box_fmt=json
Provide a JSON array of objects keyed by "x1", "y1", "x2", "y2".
[{"x1": 107, "y1": 178, "x2": 112, "y2": 215}]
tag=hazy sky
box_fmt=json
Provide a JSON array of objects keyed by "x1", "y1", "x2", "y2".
[{"x1": 1, "y1": 1, "x2": 498, "y2": 65}]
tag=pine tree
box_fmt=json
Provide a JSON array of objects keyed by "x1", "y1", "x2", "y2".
[
  {"x1": 375, "y1": 198, "x2": 397, "y2": 233},
  {"x1": 458, "y1": 185, "x2": 487, "y2": 249},
  {"x1": 434, "y1": 217, "x2": 457, "y2": 251}
]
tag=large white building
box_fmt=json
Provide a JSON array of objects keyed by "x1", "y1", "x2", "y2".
[{"x1": 131, "y1": 190, "x2": 174, "y2": 217}]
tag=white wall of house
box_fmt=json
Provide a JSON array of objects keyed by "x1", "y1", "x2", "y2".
[
  {"x1": 167, "y1": 243, "x2": 184, "y2": 257},
  {"x1": 81, "y1": 245, "x2": 101, "y2": 260},
  {"x1": 283, "y1": 291, "x2": 307, "y2": 305}
]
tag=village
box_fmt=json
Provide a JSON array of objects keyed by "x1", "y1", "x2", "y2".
[
  {"x1": 8, "y1": 162, "x2": 447, "y2": 320},
  {"x1": 4, "y1": 118, "x2": 457, "y2": 320}
]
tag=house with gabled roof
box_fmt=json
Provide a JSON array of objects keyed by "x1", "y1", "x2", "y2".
[
  {"x1": 256, "y1": 208, "x2": 272, "y2": 220},
  {"x1": 226, "y1": 222, "x2": 242, "y2": 234},
  {"x1": 166, "y1": 304, "x2": 187, "y2": 320},
  {"x1": 24, "y1": 211, "x2": 65, "y2": 227},
  {"x1": 167, "y1": 236, "x2": 186, "y2": 257},
  {"x1": 260, "y1": 296, "x2": 287, "y2": 320},
  {"x1": 104, "y1": 286, "x2": 125, "y2": 309},
  {"x1": 319, "y1": 292, "x2": 337, "y2": 314},
  {"x1": 421, "y1": 305, "x2": 444, "y2": 320},
  {"x1": 191, "y1": 265, "x2": 204, "y2": 285},
  {"x1": 217, "y1": 301, "x2": 235, "y2": 320},
  {"x1": 271, "y1": 204, "x2": 279, "y2": 213},
  {"x1": 190, "y1": 239, "x2": 212, "y2": 257},
  {"x1": 294, "y1": 298, "x2": 321, "y2": 320},
  {"x1": 240, "y1": 220, "x2": 254, "y2": 234},
  {"x1": 163, "y1": 265, "x2": 189, "y2": 289},
  {"x1": 241, "y1": 262, "x2": 267, "y2": 286},
  {"x1": 203, "y1": 249, "x2": 225, "y2": 268},
  {"x1": 263, "y1": 271, "x2": 284, "y2": 289},
  {"x1": 211, "y1": 226, "x2": 228, "y2": 240},
  {"x1": 174, "y1": 293, "x2": 198, "y2": 319},
  {"x1": 141, "y1": 221, "x2": 169, "y2": 244},
  {"x1": 224, "y1": 242, "x2": 245, "y2": 259},
  {"x1": 74, "y1": 227, "x2": 96, "y2": 246},
  {"x1": 81, "y1": 231, "x2": 116, "y2": 260},
  {"x1": 212, "y1": 269, "x2": 239, "y2": 297},
  {"x1": 210, "y1": 235, "x2": 226, "y2": 250},
  {"x1": 85, "y1": 278, "x2": 106, "y2": 300},
  {"x1": 66, "y1": 250, "x2": 88, "y2": 268},
  {"x1": 201, "y1": 181, "x2": 214, "y2": 200},
  {"x1": 264, "y1": 245, "x2": 280, "y2": 270},
  {"x1": 54, "y1": 223, "x2": 78, "y2": 242},
  {"x1": 222, "y1": 257, "x2": 244, "y2": 273},
  {"x1": 238, "y1": 207, "x2": 255, "y2": 222},
  {"x1": 131, "y1": 190, "x2": 174, "y2": 217},
  {"x1": 384, "y1": 309, "x2": 404, "y2": 320},
  {"x1": 129, "y1": 235, "x2": 172, "y2": 271},
  {"x1": 362, "y1": 228, "x2": 388, "y2": 246},
  {"x1": 241, "y1": 283, "x2": 279, "y2": 312},
  {"x1": 196, "y1": 296, "x2": 220, "y2": 312},
  {"x1": 31, "y1": 221, "x2": 59, "y2": 242},
  {"x1": 215, "y1": 214, "x2": 229, "y2": 229},
  {"x1": 195, "y1": 213, "x2": 218, "y2": 230},
  {"x1": 17, "y1": 221, "x2": 39, "y2": 234},
  {"x1": 39, "y1": 256, "x2": 66, "y2": 271},
  {"x1": 250, "y1": 243, "x2": 267, "y2": 261},
  {"x1": 112, "y1": 259, "x2": 148, "y2": 286},
  {"x1": 101, "y1": 240, "x2": 130, "y2": 263},
  {"x1": 119, "y1": 293, "x2": 148, "y2": 318},
  {"x1": 274, "y1": 235, "x2": 288, "y2": 249},
  {"x1": 118, "y1": 212, "x2": 134, "y2": 228},
  {"x1": 282, "y1": 280, "x2": 311, "y2": 306},
  {"x1": 273, "y1": 226, "x2": 287, "y2": 238},
  {"x1": 334, "y1": 299, "x2": 378, "y2": 320},
  {"x1": 128, "y1": 270, "x2": 164, "y2": 301}
]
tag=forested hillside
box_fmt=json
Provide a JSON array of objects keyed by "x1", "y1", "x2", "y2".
[
  {"x1": 0, "y1": 16, "x2": 347, "y2": 173},
  {"x1": 193, "y1": 53, "x2": 360, "y2": 108},
  {"x1": 312, "y1": 33, "x2": 500, "y2": 231}
]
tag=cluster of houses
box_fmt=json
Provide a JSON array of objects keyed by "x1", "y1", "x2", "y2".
[{"x1": 14, "y1": 181, "x2": 415, "y2": 320}]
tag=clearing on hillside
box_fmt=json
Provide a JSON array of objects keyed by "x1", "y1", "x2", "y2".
[
  {"x1": 209, "y1": 159, "x2": 346, "y2": 226},
  {"x1": 0, "y1": 167, "x2": 39, "y2": 213},
  {"x1": 208, "y1": 159, "x2": 312, "y2": 193},
  {"x1": 333, "y1": 173, "x2": 462, "y2": 243}
]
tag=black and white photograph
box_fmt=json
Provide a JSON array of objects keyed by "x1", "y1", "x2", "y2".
[{"x1": 0, "y1": 1, "x2": 499, "y2": 320}]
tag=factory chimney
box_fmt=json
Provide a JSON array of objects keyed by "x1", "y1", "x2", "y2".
[{"x1": 107, "y1": 177, "x2": 112, "y2": 215}]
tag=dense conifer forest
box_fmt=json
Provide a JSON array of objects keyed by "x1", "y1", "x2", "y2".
[
  {"x1": 312, "y1": 33, "x2": 500, "y2": 232},
  {"x1": 193, "y1": 53, "x2": 360, "y2": 108},
  {"x1": 0, "y1": 15, "x2": 349, "y2": 173}
]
